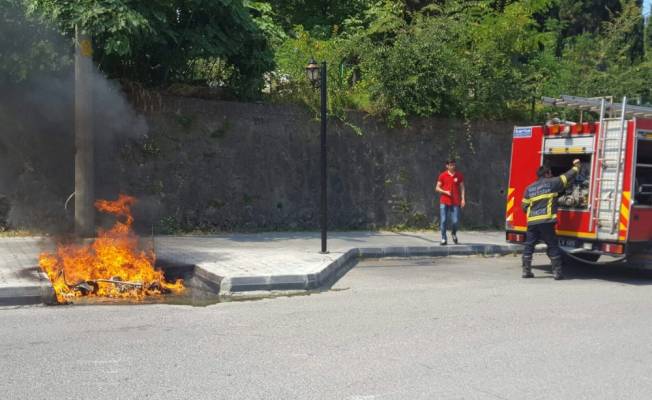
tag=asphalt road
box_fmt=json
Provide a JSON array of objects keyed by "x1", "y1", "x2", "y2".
[{"x1": 3, "y1": 254, "x2": 652, "y2": 400}]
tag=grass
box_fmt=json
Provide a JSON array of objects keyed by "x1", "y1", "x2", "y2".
[{"x1": 0, "y1": 229, "x2": 45, "y2": 237}]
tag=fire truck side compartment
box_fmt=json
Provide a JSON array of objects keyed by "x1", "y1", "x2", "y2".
[
  {"x1": 634, "y1": 137, "x2": 652, "y2": 205},
  {"x1": 629, "y1": 126, "x2": 652, "y2": 243}
]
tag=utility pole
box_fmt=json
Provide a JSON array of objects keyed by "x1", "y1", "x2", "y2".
[{"x1": 74, "y1": 27, "x2": 95, "y2": 237}]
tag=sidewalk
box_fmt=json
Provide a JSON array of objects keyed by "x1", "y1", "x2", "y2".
[
  {"x1": 0, "y1": 237, "x2": 54, "y2": 305},
  {"x1": 0, "y1": 231, "x2": 520, "y2": 305}
]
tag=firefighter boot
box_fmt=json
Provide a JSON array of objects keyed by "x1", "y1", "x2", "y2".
[
  {"x1": 521, "y1": 258, "x2": 534, "y2": 278},
  {"x1": 551, "y1": 257, "x2": 564, "y2": 280}
]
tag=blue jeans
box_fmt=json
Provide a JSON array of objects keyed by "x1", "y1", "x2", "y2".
[{"x1": 439, "y1": 205, "x2": 460, "y2": 240}]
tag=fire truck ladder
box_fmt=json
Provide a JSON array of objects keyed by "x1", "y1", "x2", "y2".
[
  {"x1": 542, "y1": 95, "x2": 652, "y2": 239},
  {"x1": 595, "y1": 98, "x2": 626, "y2": 238}
]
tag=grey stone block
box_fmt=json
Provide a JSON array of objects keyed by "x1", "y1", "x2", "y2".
[
  {"x1": 382, "y1": 247, "x2": 408, "y2": 257},
  {"x1": 446, "y1": 246, "x2": 476, "y2": 255},
  {"x1": 405, "y1": 247, "x2": 433, "y2": 257},
  {"x1": 0, "y1": 284, "x2": 55, "y2": 306},
  {"x1": 226, "y1": 274, "x2": 312, "y2": 292},
  {"x1": 193, "y1": 265, "x2": 224, "y2": 286},
  {"x1": 357, "y1": 248, "x2": 383, "y2": 258},
  {"x1": 270, "y1": 274, "x2": 309, "y2": 288}
]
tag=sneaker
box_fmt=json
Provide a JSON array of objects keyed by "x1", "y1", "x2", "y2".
[
  {"x1": 440, "y1": 239, "x2": 447, "y2": 246},
  {"x1": 452, "y1": 233, "x2": 458, "y2": 244}
]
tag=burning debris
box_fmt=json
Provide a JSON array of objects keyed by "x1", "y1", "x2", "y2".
[{"x1": 39, "y1": 194, "x2": 183, "y2": 303}]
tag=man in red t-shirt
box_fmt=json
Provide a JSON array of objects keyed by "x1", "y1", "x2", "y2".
[{"x1": 435, "y1": 159, "x2": 466, "y2": 245}]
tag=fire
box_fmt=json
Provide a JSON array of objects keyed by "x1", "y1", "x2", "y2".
[{"x1": 39, "y1": 194, "x2": 184, "y2": 303}]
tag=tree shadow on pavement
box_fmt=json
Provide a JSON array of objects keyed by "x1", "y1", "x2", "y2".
[
  {"x1": 224, "y1": 231, "x2": 426, "y2": 244},
  {"x1": 393, "y1": 231, "x2": 439, "y2": 244},
  {"x1": 224, "y1": 231, "x2": 377, "y2": 243}
]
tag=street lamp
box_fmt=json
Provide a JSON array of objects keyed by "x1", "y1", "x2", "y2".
[
  {"x1": 305, "y1": 58, "x2": 320, "y2": 85},
  {"x1": 305, "y1": 58, "x2": 328, "y2": 254}
]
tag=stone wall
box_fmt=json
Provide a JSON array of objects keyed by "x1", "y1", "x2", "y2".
[
  {"x1": 103, "y1": 95, "x2": 515, "y2": 233},
  {"x1": 0, "y1": 195, "x2": 9, "y2": 231}
]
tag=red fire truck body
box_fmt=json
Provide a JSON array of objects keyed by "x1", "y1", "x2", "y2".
[{"x1": 505, "y1": 96, "x2": 652, "y2": 264}]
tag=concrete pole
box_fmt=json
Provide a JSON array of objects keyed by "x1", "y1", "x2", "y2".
[{"x1": 74, "y1": 27, "x2": 95, "y2": 237}]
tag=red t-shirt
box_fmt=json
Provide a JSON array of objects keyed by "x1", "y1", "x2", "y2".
[{"x1": 437, "y1": 171, "x2": 464, "y2": 206}]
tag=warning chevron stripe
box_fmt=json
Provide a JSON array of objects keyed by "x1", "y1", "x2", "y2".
[
  {"x1": 619, "y1": 191, "x2": 631, "y2": 241},
  {"x1": 505, "y1": 188, "x2": 515, "y2": 223}
]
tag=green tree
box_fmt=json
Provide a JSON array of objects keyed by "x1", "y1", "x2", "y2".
[
  {"x1": 355, "y1": 0, "x2": 557, "y2": 123},
  {"x1": 275, "y1": 0, "x2": 560, "y2": 125},
  {"x1": 0, "y1": 0, "x2": 71, "y2": 83},
  {"x1": 644, "y1": 4, "x2": 652, "y2": 59},
  {"x1": 268, "y1": 0, "x2": 373, "y2": 36},
  {"x1": 27, "y1": 0, "x2": 275, "y2": 97},
  {"x1": 556, "y1": 0, "x2": 622, "y2": 36},
  {"x1": 246, "y1": 1, "x2": 287, "y2": 48},
  {"x1": 548, "y1": 0, "x2": 650, "y2": 102}
]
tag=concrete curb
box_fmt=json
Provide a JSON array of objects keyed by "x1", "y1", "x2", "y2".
[
  {"x1": 217, "y1": 244, "x2": 522, "y2": 294},
  {"x1": 0, "y1": 243, "x2": 523, "y2": 305},
  {"x1": 0, "y1": 283, "x2": 55, "y2": 306}
]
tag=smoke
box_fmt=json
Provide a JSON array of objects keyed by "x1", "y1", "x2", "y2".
[
  {"x1": 0, "y1": 4, "x2": 148, "y2": 233},
  {"x1": 0, "y1": 76, "x2": 74, "y2": 232}
]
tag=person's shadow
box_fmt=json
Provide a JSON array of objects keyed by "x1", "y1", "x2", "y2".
[{"x1": 532, "y1": 258, "x2": 652, "y2": 285}]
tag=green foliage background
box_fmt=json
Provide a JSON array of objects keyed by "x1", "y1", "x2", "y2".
[
  {"x1": 0, "y1": 0, "x2": 71, "y2": 83},
  {"x1": 272, "y1": 0, "x2": 652, "y2": 125},
  {"x1": 3, "y1": 0, "x2": 274, "y2": 97},
  {"x1": 2, "y1": 0, "x2": 651, "y2": 122}
]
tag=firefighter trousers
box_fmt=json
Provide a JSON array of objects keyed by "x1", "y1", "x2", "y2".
[{"x1": 522, "y1": 222, "x2": 562, "y2": 263}]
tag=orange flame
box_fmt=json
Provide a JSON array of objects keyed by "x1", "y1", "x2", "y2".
[{"x1": 39, "y1": 194, "x2": 183, "y2": 303}]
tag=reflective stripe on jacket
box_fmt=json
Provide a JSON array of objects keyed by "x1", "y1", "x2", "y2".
[{"x1": 521, "y1": 166, "x2": 580, "y2": 225}]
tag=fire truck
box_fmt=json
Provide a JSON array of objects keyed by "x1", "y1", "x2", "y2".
[{"x1": 505, "y1": 95, "x2": 652, "y2": 266}]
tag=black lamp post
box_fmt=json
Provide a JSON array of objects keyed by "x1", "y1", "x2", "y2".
[{"x1": 305, "y1": 58, "x2": 328, "y2": 254}]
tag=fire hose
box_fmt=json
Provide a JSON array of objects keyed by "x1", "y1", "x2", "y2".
[
  {"x1": 64, "y1": 192, "x2": 75, "y2": 211},
  {"x1": 562, "y1": 249, "x2": 627, "y2": 266}
]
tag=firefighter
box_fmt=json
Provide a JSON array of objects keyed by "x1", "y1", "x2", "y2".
[{"x1": 521, "y1": 159, "x2": 581, "y2": 280}]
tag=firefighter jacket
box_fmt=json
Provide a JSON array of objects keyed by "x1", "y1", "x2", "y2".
[{"x1": 521, "y1": 165, "x2": 580, "y2": 225}]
